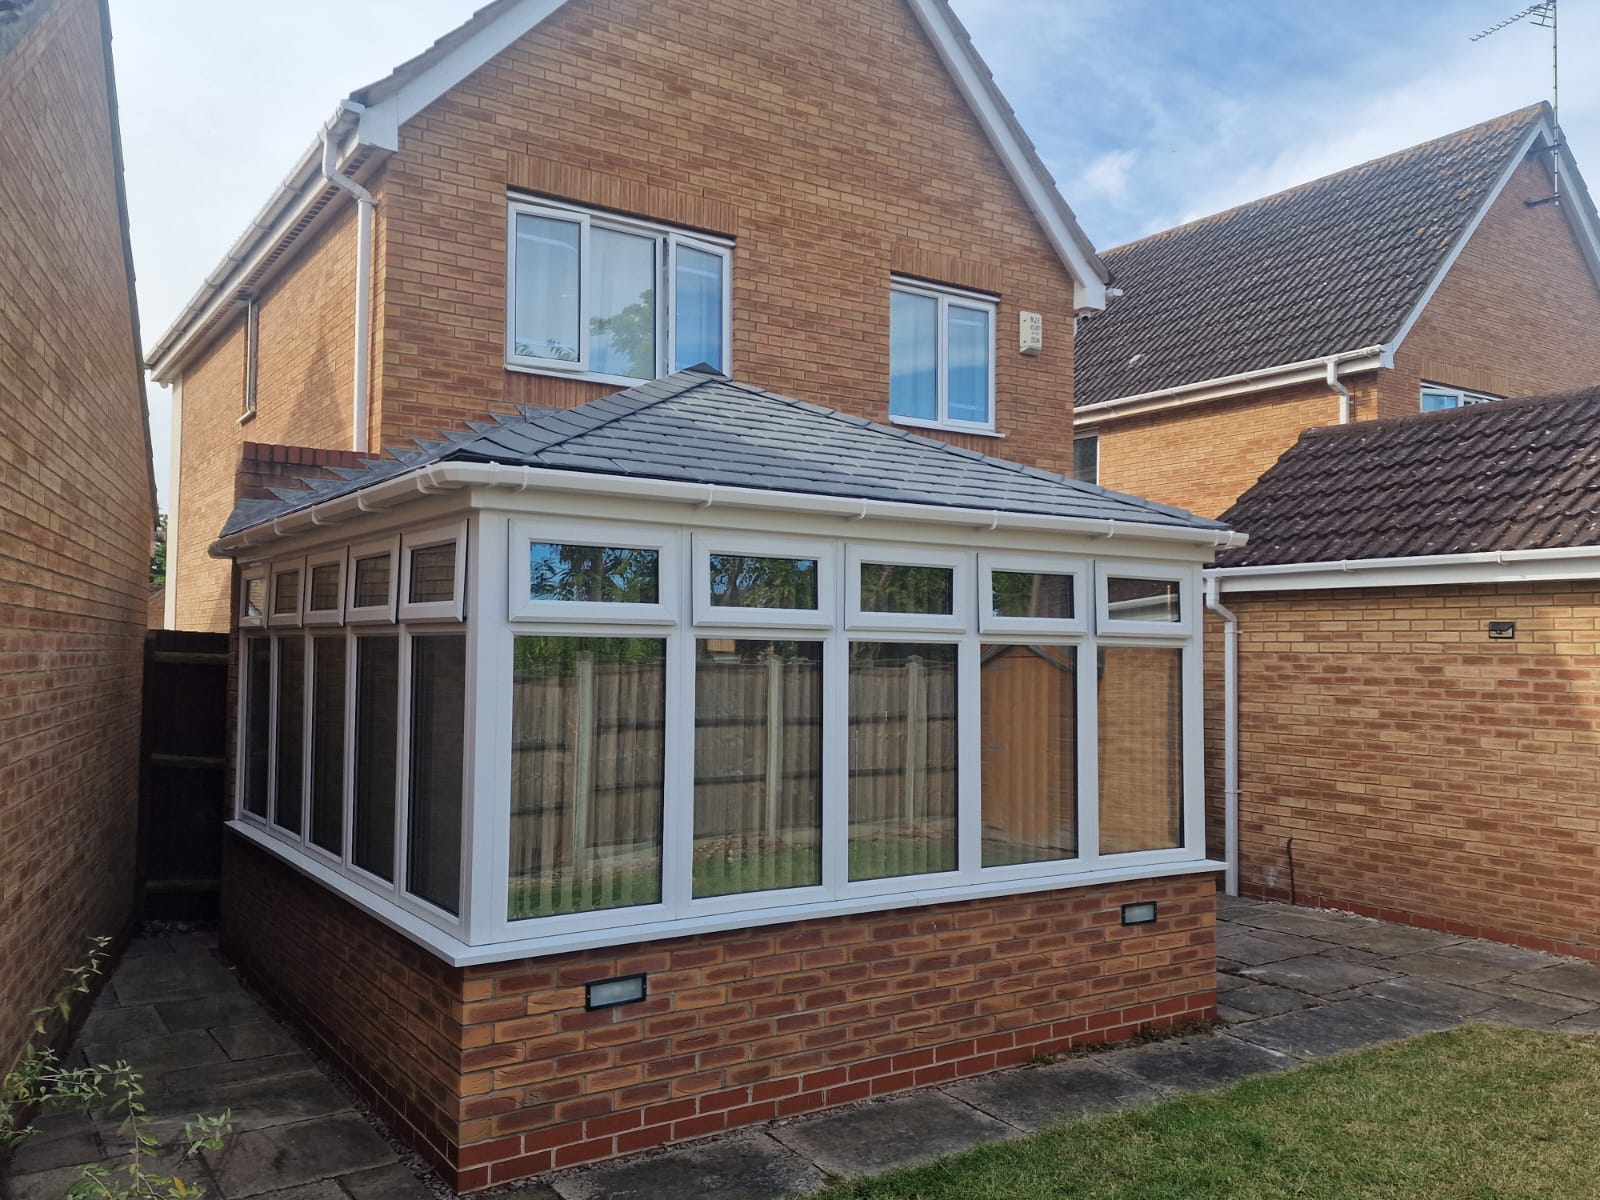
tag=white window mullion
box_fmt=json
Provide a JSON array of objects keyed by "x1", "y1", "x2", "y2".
[
  {"x1": 467, "y1": 515, "x2": 510, "y2": 945},
  {"x1": 662, "y1": 625, "x2": 695, "y2": 917},
  {"x1": 1181, "y1": 639, "x2": 1205, "y2": 854},
  {"x1": 1078, "y1": 635, "x2": 1102, "y2": 870},
  {"x1": 956, "y1": 635, "x2": 982, "y2": 880},
  {"x1": 822, "y1": 604, "x2": 849, "y2": 899},
  {"x1": 300, "y1": 632, "x2": 314, "y2": 847},
  {"x1": 341, "y1": 627, "x2": 357, "y2": 869}
]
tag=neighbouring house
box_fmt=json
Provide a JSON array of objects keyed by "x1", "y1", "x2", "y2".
[
  {"x1": 0, "y1": 0, "x2": 155, "y2": 1070},
  {"x1": 1211, "y1": 386, "x2": 1600, "y2": 962},
  {"x1": 1071, "y1": 103, "x2": 1600, "y2": 519},
  {"x1": 146, "y1": 0, "x2": 1241, "y2": 1188}
]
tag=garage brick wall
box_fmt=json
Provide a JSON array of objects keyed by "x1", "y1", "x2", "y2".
[
  {"x1": 1214, "y1": 581, "x2": 1600, "y2": 960},
  {"x1": 0, "y1": 0, "x2": 153, "y2": 1069}
]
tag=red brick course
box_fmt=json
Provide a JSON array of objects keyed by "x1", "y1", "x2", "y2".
[
  {"x1": 223, "y1": 837, "x2": 1216, "y2": 1190},
  {"x1": 0, "y1": 0, "x2": 153, "y2": 1069}
]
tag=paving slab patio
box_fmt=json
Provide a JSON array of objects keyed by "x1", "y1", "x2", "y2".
[{"x1": 6, "y1": 901, "x2": 1599, "y2": 1200}]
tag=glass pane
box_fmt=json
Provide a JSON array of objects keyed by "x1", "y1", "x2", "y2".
[
  {"x1": 673, "y1": 244, "x2": 724, "y2": 372},
  {"x1": 408, "y1": 635, "x2": 466, "y2": 915},
  {"x1": 352, "y1": 637, "x2": 399, "y2": 880},
  {"x1": 1098, "y1": 646, "x2": 1183, "y2": 854},
  {"x1": 889, "y1": 290, "x2": 937, "y2": 421},
  {"x1": 309, "y1": 636, "x2": 346, "y2": 855},
  {"x1": 509, "y1": 637, "x2": 665, "y2": 919},
  {"x1": 529, "y1": 543, "x2": 659, "y2": 604},
  {"x1": 946, "y1": 304, "x2": 991, "y2": 424},
  {"x1": 243, "y1": 576, "x2": 266, "y2": 620},
  {"x1": 273, "y1": 638, "x2": 304, "y2": 835},
  {"x1": 981, "y1": 645, "x2": 1076, "y2": 866},
  {"x1": 1073, "y1": 435, "x2": 1098, "y2": 484},
  {"x1": 243, "y1": 638, "x2": 271, "y2": 816},
  {"x1": 847, "y1": 642, "x2": 958, "y2": 879},
  {"x1": 590, "y1": 227, "x2": 656, "y2": 379},
  {"x1": 859, "y1": 562, "x2": 953, "y2": 615},
  {"x1": 694, "y1": 640, "x2": 822, "y2": 897},
  {"x1": 353, "y1": 554, "x2": 391, "y2": 609},
  {"x1": 709, "y1": 554, "x2": 818, "y2": 610},
  {"x1": 1106, "y1": 577, "x2": 1181, "y2": 622},
  {"x1": 513, "y1": 213, "x2": 580, "y2": 362},
  {"x1": 308, "y1": 563, "x2": 340, "y2": 611},
  {"x1": 409, "y1": 543, "x2": 456, "y2": 605},
  {"x1": 272, "y1": 570, "x2": 300, "y2": 616},
  {"x1": 1420, "y1": 389, "x2": 1458, "y2": 411},
  {"x1": 991, "y1": 571, "x2": 1075, "y2": 620}
]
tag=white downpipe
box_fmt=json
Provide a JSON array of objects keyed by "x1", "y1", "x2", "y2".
[
  {"x1": 1204, "y1": 574, "x2": 1240, "y2": 896},
  {"x1": 321, "y1": 105, "x2": 374, "y2": 454},
  {"x1": 1325, "y1": 356, "x2": 1352, "y2": 424}
]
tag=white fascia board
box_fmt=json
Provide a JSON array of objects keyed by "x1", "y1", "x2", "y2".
[
  {"x1": 1212, "y1": 544, "x2": 1600, "y2": 593},
  {"x1": 209, "y1": 461, "x2": 1246, "y2": 558},
  {"x1": 146, "y1": 109, "x2": 364, "y2": 382},
  {"x1": 1385, "y1": 120, "x2": 1550, "y2": 359},
  {"x1": 1074, "y1": 346, "x2": 1388, "y2": 426},
  {"x1": 356, "y1": 0, "x2": 571, "y2": 141},
  {"x1": 902, "y1": 0, "x2": 1108, "y2": 311},
  {"x1": 230, "y1": 819, "x2": 1223, "y2": 967},
  {"x1": 1552, "y1": 135, "x2": 1600, "y2": 294}
]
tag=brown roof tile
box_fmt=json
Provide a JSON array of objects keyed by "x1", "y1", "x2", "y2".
[
  {"x1": 1074, "y1": 104, "x2": 1550, "y2": 407},
  {"x1": 1217, "y1": 384, "x2": 1600, "y2": 567}
]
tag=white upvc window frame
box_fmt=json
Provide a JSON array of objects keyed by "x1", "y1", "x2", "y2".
[
  {"x1": 1420, "y1": 383, "x2": 1500, "y2": 411},
  {"x1": 345, "y1": 535, "x2": 400, "y2": 624},
  {"x1": 232, "y1": 516, "x2": 1212, "y2": 964},
  {"x1": 504, "y1": 197, "x2": 733, "y2": 385},
  {"x1": 690, "y1": 532, "x2": 835, "y2": 629},
  {"x1": 267, "y1": 557, "x2": 305, "y2": 627},
  {"x1": 978, "y1": 552, "x2": 1089, "y2": 636},
  {"x1": 302, "y1": 550, "x2": 347, "y2": 626},
  {"x1": 1095, "y1": 559, "x2": 1196, "y2": 638},
  {"x1": 888, "y1": 276, "x2": 998, "y2": 435},
  {"x1": 508, "y1": 517, "x2": 677, "y2": 625},
  {"x1": 398, "y1": 520, "x2": 468, "y2": 623},
  {"x1": 239, "y1": 565, "x2": 268, "y2": 629},
  {"x1": 846, "y1": 543, "x2": 971, "y2": 632}
]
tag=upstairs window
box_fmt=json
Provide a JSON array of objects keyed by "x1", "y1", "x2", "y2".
[
  {"x1": 889, "y1": 278, "x2": 995, "y2": 432},
  {"x1": 507, "y1": 199, "x2": 730, "y2": 382},
  {"x1": 1421, "y1": 384, "x2": 1499, "y2": 412},
  {"x1": 1073, "y1": 434, "x2": 1099, "y2": 484}
]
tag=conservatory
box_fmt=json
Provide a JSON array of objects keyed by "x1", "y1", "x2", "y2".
[{"x1": 213, "y1": 369, "x2": 1239, "y2": 1183}]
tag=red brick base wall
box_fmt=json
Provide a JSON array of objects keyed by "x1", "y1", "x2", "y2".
[{"x1": 223, "y1": 836, "x2": 1217, "y2": 1191}]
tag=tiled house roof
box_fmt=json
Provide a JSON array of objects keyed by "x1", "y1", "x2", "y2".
[
  {"x1": 221, "y1": 368, "x2": 1226, "y2": 539},
  {"x1": 1217, "y1": 384, "x2": 1600, "y2": 567},
  {"x1": 1074, "y1": 104, "x2": 1552, "y2": 408}
]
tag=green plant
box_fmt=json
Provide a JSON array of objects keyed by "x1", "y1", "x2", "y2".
[{"x1": 2, "y1": 937, "x2": 231, "y2": 1198}]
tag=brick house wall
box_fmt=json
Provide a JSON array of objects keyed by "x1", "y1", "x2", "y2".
[
  {"x1": 171, "y1": 206, "x2": 361, "y2": 632},
  {"x1": 1214, "y1": 581, "x2": 1600, "y2": 960},
  {"x1": 168, "y1": 0, "x2": 1086, "y2": 630},
  {"x1": 224, "y1": 838, "x2": 1216, "y2": 1190},
  {"x1": 0, "y1": 0, "x2": 154, "y2": 1069},
  {"x1": 1091, "y1": 149, "x2": 1600, "y2": 520}
]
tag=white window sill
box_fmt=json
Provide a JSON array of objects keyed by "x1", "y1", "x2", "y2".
[
  {"x1": 504, "y1": 361, "x2": 693, "y2": 389},
  {"x1": 228, "y1": 819, "x2": 1222, "y2": 968},
  {"x1": 889, "y1": 415, "x2": 1004, "y2": 439}
]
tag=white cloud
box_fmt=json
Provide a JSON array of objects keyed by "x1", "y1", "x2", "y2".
[{"x1": 1078, "y1": 149, "x2": 1138, "y2": 202}]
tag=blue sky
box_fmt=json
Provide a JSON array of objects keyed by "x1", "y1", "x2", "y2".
[{"x1": 111, "y1": 0, "x2": 1595, "y2": 507}]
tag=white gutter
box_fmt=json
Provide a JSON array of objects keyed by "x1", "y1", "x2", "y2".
[
  {"x1": 321, "y1": 101, "x2": 375, "y2": 454},
  {"x1": 1325, "y1": 355, "x2": 1352, "y2": 425},
  {"x1": 1214, "y1": 543, "x2": 1600, "y2": 593},
  {"x1": 1075, "y1": 345, "x2": 1389, "y2": 426},
  {"x1": 1204, "y1": 575, "x2": 1240, "y2": 897},
  {"x1": 210, "y1": 461, "x2": 1250, "y2": 557}
]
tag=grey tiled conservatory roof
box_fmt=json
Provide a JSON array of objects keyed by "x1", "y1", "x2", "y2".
[{"x1": 220, "y1": 367, "x2": 1226, "y2": 539}]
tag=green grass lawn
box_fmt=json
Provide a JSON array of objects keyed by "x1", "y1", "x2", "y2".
[{"x1": 808, "y1": 1026, "x2": 1600, "y2": 1200}]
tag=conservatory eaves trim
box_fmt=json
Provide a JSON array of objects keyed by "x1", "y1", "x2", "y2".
[{"x1": 211, "y1": 461, "x2": 1248, "y2": 558}]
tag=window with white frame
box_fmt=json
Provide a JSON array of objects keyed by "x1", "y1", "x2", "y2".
[
  {"x1": 889, "y1": 278, "x2": 996, "y2": 431},
  {"x1": 236, "y1": 527, "x2": 469, "y2": 936},
  {"x1": 1073, "y1": 434, "x2": 1099, "y2": 484},
  {"x1": 1421, "y1": 384, "x2": 1500, "y2": 412},
  {"x1": 506, "y1": 198, "x2": 731, "y2": 382},
  {"x1": 236, "y1": 519, "x2": 1205, "y2": 955}
]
